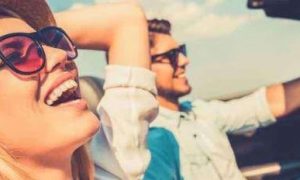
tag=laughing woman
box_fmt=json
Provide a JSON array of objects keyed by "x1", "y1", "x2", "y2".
[{"x1": 0, "y1": 0, "x2": 157, "y2": 180}]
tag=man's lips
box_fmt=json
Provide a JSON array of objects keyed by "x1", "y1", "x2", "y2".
[{"x1": 174, "y1": 71, "x2": 186, "y2": 78}]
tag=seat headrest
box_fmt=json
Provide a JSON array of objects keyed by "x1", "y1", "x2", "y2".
[{"x1": 79, "y1": 76, "x2": 105, "y2": 116}]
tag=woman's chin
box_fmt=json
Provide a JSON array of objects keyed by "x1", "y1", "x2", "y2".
[
  {"x1": 80, "y1": 112, "x2": 101, "y2": 142},
  {"x1": 30, "y1": 109, "x2": 101, "y2": 156}
]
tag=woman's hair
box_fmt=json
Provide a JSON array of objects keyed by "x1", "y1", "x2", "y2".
[
  {"x1": 0, "y1": 7, "x2": 94, "y2": 180},
  {"x1": 0, "y1": 7, "x2": 20, "y2": 18},
  {"x1": 0, "y1": 145, "x2": 93, "y2": 180},
  {"x1": 147, "y1": 18, "x2": 172, "y2": 47},
  {"x1": 72, "y1": 146, "x2": 94, "y2": 180}
]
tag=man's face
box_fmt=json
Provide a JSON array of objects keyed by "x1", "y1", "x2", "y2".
[{"x1": 150, "y1": 33, "x2": 192, "y2": 99}]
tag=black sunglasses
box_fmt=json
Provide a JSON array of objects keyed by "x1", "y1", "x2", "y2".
[
  {"x1": 151, "y1": 44, "x2": 187, "y2": 69},
  {"x1": 0, "y1": 26, "x2": 77, "y2": 75}
]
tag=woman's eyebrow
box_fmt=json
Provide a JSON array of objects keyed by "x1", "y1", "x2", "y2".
[{"x1": 2, "y1": 41, "x2": 23, "y2": 49}]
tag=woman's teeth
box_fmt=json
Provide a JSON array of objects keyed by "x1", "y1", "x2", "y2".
[{"x1": 46, "y1": 79, "x2": 78, "y2": 106}]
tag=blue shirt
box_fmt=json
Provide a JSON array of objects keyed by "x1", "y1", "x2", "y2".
[{"x1": 144, "y1": 127, "x2": 182, "y2": 180}]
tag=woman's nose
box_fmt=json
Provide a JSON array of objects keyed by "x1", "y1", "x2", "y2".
[{"x1": 43, "y1": 46, "x2": 68, "y2": 73}]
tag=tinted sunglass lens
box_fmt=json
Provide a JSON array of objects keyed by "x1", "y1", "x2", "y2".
[
  {"x1": 41, "y1": 28, "x2": 76, "y2": 59},
  {"x1": 181, "y1": 45, "x2": 187, "y2": 56},
  {"x1": 0, "y1": 36, "x2": 44, "y2": 74},
  {"x1": 169, "y1": 51, "x2": 178, "y2": 68}
]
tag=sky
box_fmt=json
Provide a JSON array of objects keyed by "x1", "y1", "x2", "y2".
[{"x1": 48, "y1": 0, "x2": 300, "y2": 100}]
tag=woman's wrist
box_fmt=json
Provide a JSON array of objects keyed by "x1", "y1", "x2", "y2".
[{"x1": 56, "y1": 3, "x2": 150, "y2": 69}]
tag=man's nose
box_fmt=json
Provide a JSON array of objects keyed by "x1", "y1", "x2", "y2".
[{"x1": 177, "y1": 53, "x2": 189, "y2": 67}]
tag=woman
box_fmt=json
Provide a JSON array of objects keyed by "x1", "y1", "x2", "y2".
[{"x1": 0, "y1": 0, "x2": 157, "y2": 179}]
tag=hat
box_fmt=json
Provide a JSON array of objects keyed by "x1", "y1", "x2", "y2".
[{"x1": 0, "y1": 0, "x2": 56, "y2": 30}]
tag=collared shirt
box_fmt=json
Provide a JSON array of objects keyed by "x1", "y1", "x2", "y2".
[
  {"x1": 91, "y1": 65, "x2": 158, "y2": 180},
  {"x1": 151, "y1": 88, "x2": 276, "y2": 180}
]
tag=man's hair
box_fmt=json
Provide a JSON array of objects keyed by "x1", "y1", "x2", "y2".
[
  {"x1": 148, "y1": 19, "x2": 172, "y2": 47},
  {"x1": 148, "y1": 18, "x2": 172, "y2": 35}
]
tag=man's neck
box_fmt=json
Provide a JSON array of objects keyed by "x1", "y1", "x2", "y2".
[
  {"x1": 157, "y1": 95, "x2": 180, "y2": 111},
  {"x1": 19, "y1": 154, "x2": 73, "y2": 180}
]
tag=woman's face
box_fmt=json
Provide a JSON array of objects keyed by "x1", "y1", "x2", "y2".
[{"x1": 0, "y1": 17, "x2": 100, "y2": 158}]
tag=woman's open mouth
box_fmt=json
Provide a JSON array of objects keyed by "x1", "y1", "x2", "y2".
[{"x1": 45, "y1": 79, "x2": 81, "y2": 106}]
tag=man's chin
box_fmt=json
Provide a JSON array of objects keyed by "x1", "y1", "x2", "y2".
[
  {"x1": 176, "y1": 87, "x2": 192, "y2": 97},
  {"x1": 157, "y1": 86, "x2": 192, "y2": 99}
]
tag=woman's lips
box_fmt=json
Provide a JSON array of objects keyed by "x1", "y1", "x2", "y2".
[
  {"x1": 57, "y1": 98, "x2": 88, "y2": 111},
  {"x1": 45, "y1": 79, "x2": 78, "y2": 106}
]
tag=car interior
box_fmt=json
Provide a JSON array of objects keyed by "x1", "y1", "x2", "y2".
[{"x1": 79, "y1": 76, "x2": 300, "y2": 180}]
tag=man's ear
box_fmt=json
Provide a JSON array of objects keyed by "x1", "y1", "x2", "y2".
[
  {"x1": 149, "y1": 32, "x2": 158, "y2": 57},
  {"x1": 149, "y1": 32, "x2": 156, "y2": 48},
  {"x1": 150, "y1": 47, "x2": 155, "y2": 56}
]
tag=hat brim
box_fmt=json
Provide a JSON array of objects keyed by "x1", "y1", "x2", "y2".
[{"x1": 0, "y1": 0, "x2": 56, "y2": 30}]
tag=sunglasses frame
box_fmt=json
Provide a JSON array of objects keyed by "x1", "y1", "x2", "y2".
[
  {"x1": 151, "y1": 44, "x2": 187, "y2": 69},
  {"x1": 0, "y1": 26, "x2": 78, "y2": 75}
]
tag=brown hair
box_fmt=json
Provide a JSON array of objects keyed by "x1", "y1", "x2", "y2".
[
  {"x1": 0, "y1": 7, "x2": 21, "y2": 18},
  {"x1": 72, "y1": 146, "x2": 94, "y2": 180},
  {"x1": 148, "y1": 19, "x2": 172, "y2": 47},
  {"x1": 0, "y1": 145, "x2": 93, "y2": 180}
]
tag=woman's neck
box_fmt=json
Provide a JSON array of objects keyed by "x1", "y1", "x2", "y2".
[{"x1": 19, "y1": 154, "x2": 73, "y2": 180}]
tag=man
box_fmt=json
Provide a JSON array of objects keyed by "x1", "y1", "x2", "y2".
[{"x1": 148, "y1": 18, "x2": 300, "y2": 180}]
